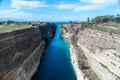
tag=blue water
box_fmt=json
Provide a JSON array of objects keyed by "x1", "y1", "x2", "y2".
[{"x1": 32, "y1": 24, "x2": 76, "y2": 80}]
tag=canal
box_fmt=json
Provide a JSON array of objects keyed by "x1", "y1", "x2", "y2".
[{"x1": 32, "y1": 24, "x2": 76, "y2": 80}]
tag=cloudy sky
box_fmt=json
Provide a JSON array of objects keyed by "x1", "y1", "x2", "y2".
[{"x1": 0, "y1": 0, "x2": 120, "y2": 21}]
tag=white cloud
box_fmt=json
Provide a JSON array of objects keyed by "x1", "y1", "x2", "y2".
[
  {"x1": 80, "y1": 0, "x2": 118, "y2": 5},
  {"x1": 11, "y1": 0, "x2": 48, "y2": 9},
  {"x1": 74, "y1": 5, "x2": 102, "y2": 11},
  {"x1": 57, "y1": 0, "x2": 119, "y2": 11},
  {"x1": 57, "y1": 4, "x2": 102, "y2": 11},
  {"x1": 57, "y1": 4, "x2": 101, "y2": 11},
  {"x1": 57, "y1": 4, "x2": 77, "y2": 9},
  {"x1": 0, "y1": 9, "x2": 55, "y2": 21},
  {"x1": 32, "y1": 14, "x2": 56, "y2": 21},
  {"x1": 0, "y1": 9, "x2": 33, "y2": 20},
  {"x1": 115, "y1": 10, "x2": 120, "y2": 12},
  {"x1": 0, "y1": 0, "x2": 49, "y2": 21}
]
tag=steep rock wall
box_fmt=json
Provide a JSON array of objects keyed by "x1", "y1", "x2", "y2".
[
  {"x1": 78, "y1": 28, "x2": 120, "y2": 80},
  {"x1": 0, "y1": 23, "x2": 56, "y2": 80},
  {"x1": 61, "y1": 23, "x2": 120, "y2": 80},
  {"x1": 61, "y1": 24, "x2": 99, "y2": 80}
]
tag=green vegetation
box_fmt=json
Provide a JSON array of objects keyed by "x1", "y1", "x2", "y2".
[
  {"x1": 111, "y1": 62, "x2": 116, "y2": 66},
  {"x1": 91, "y1": 14, "x2": 120, "y2": 24},
  {"x1": 112, "y1": 53, "x2": 120, "y2": 58},
  {"x1": 87, "y1": 17, "x2": 91, "y2": 27},
  {"x1": 99, "y1": 62, "x2": 108, "y2": 69},
  {"x1": 83, "y1": 67, "x2": 100, "y2": 80},
  {"x1": 81, "y1": 14, "x2": 120, "y2": 34},
  {"x1": 80, "y1": 22, "x2": 88, "y2": 30},
  {"x1": 70, "y1": 35, "x2": 99, "y2": 80},
  {"x1": 91, "y1": 25, "x2": 120, "y2": 34},
  {"x1": 71, "y1": 36, "x2": 77, "y2": 46},
  {"x1": 0, "y1": 23, "x2": 31, "y2": 33}
]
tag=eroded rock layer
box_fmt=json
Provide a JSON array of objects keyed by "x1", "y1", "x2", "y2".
[
  {"x1": 0, "y1": 23, "x2": 56, "y2": 80},
  {"x1": 61, "y1": 23, "x2": 120, "y2": 80}
]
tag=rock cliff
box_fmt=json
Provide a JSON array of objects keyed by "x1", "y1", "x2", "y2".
[
  {"x1": 61, "y1": 23, "x2": 120, "y2": 80},
  {"x1": 0, "y1": 23, "x2": 56, "y2": 80}
]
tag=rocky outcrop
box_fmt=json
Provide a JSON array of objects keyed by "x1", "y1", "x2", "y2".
[
  {"x1": 0, "y1": 23, "x2": 56, "y2": 80},
  {"x1": 77, "y1": 28, "x2": 120, "y2": 80},
  {"x1": 61, "y1": 23, "x2": 120, "y2": 80}
]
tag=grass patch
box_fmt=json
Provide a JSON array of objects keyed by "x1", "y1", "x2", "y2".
[
  {"x1": 92, "y1": 25, "x2": 120, "y2": 34},
  {"x1": 0, "y1": 23, "x2": 31, "y2": 33}
]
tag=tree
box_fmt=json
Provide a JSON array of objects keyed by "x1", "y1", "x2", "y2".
[
  {"x1": 102, "y1": 16, "x2": 109, "y2": 23},
  {"x1": 69, "y1": 20, "x2": 73, "y2": 23},
  {"x1": 115, "y1": 17, "x2": 120, "y2": 23},
  {"x1": 88, "y1": 14, "x2": 120, "y2": 24},
  {"x1": 69, "y1": 20, "x2": 73, "y2": 27},
  {"x1": 115, "y1": 14, "x2": 120, "y2": 23},
  {"x1": 87, "y1": 17, "x2": 90, "y2": 24},
  {"x1": 116, "y1": 14, "x2": 120, "y2": 17}
]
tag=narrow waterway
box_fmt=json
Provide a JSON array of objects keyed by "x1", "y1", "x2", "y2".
[{"x1": 32, "y1": 24, "x2": 76, "y2": 80}]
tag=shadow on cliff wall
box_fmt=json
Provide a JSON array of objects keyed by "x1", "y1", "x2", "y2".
[{"x1": 0, "y1": 24, "x2": 56, "y2": 79}]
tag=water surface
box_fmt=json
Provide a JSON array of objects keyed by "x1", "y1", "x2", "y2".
[{"x1": 32, "y1": 24, "x2": 76, "y2": 80}]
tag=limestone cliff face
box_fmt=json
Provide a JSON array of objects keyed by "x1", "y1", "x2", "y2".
[
  {"x1": 77, "y1": 28, "x2": 120, "y2": 80},
  {"x1": 61, "y1": 23, "x2": 120, "y2": 80},
  {"x1": 0, "y1": 23, "x2": 56, "y2": 80}
]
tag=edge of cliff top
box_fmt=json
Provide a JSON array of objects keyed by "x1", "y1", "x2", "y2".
[{"x1": 0, "y1": 22, "x2": 53, "y2": 34}]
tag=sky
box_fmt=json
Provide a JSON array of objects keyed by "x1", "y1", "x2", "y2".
[{"x1": 0, "y1": 0, "x2": 120, "y2": 22}]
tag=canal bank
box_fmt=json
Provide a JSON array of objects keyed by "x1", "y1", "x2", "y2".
[{"x1": 32, "y1": 24, "x2": 76, "y2": 80}]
